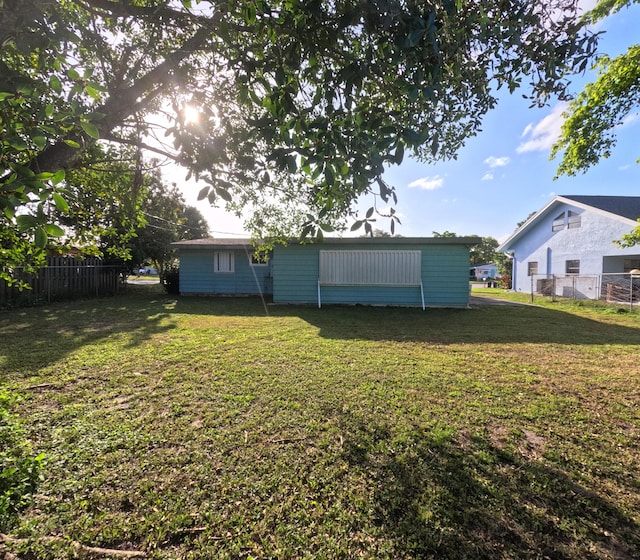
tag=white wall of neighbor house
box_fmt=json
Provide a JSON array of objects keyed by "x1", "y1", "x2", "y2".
[{"x1": 511, "y1": 204, "x2": 640, "y2": 292}]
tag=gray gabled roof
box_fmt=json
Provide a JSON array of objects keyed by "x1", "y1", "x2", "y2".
[
  {"x1": 498, "y1": 195, "x2": 640, "y2": 252},
  {"x1": 561, "y1": 195, "x2": 640, "y2": 222}
]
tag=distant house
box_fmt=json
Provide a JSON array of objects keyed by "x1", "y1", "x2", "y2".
[
  {"x1": 172, "y1": 236, "x2": 480, "y2": 308},
  {"x1": 498, "y1": 195, "x2": 640, "y2": 298},
  {"x1": 471, "y1": 263, "x2": 499, "y2": 281}
]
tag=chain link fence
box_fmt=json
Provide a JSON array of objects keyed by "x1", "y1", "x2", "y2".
[{"x1": 530, "y1": 273, "x2": 640, "y2": 308}]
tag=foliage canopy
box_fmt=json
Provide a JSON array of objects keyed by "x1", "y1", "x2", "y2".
[
  {"x1": 552, "y1": 0, "x2": 640, "y2": 177},
  {"x1": 1, "y1": 0, "x2": 598, "y2": 263},
  {"x1": 551, "y1": 0, "x2": 640, "y2": 245}
]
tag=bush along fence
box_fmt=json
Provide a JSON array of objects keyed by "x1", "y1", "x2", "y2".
[
  {"x1": 0, "y1": 257, "x2": 125, "y2": 307},
  {"x1": 531, "y1": 272, "x2": 640, "y2": 309}
]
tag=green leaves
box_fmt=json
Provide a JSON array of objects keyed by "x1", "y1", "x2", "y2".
[
  {"x1": 0, "y1": 0, "x2": 601, "y2": 261},
  {"x1": 45, "y1": 223, "x2": 65, "y2": 237},
  {"x1": 80, "y1": 120, "x2": 100, "y2": 139},
  {"x1": 553, "y1": 42, "x2": 640, "y2": 178},
  {"x1": 52, "y1": 193, "x2": 69, "y2": 212},
  {"x1": 16, "y1": 214, "x2": 39, "y2": 232},
  {"x1": 49, "y1": 75, "x2": 62, "y2": 93}
]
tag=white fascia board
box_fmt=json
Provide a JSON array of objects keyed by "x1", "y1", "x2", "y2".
[{"x1": 497, "y1": 197, "x2": 562, "y2": 252}]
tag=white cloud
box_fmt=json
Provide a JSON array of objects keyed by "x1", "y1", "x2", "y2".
[
  {"x1": 484, "y1": 156, "x2": 510, "y2": 168},
  {"x1": 622, "y1": 113, "x2": 639, "y2": 127},
  {"x1": 481, "y1": 172, "x2": 494, "y2": 181},
  {"x1": 517, "y1": 104, "x2": 567, "y2": 153},
  {"x1": 408, "y1": 175, "x2": 444, "y2": 190},
  {"x1": 521, "y1": 123, "x2": 533, "y2": 138}
]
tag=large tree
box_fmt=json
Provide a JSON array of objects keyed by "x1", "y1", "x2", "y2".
[
  {"x1": 58, "y1": 157, "x2": 209, "y2": 274},
  {"x1": 469, "y1": 236, "x2": 499, "y2": 267},
  {"x1": 1, "y1": 0, "x2": 598, "y2": 263},
  {"x1": 55, "y1": 145, "x2": 147, "y2": 260},
  {"x1": 130, "y1": 177, "x2": 210, "y2": 277},
  {"x1": 552, "y1": 0, "x2": 640, "y2": 177},
  {"x1": 552, "y1": 0, "x2": 640, "y2": 246}
]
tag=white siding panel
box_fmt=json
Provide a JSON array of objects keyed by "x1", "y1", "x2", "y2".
[{"x1": 319, "y1": 251, "x2": 421, "y2": 285}]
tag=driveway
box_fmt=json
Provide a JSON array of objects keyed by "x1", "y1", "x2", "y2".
[
  {"x1": 127, "y1": 277, "x2": 160, "y2": 285},
  {"x1": 469, "y1": 294, "x2": 534, "y2": 307}
]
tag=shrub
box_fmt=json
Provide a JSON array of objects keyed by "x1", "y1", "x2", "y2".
[
  {"x1": 0, "y1": 392, "x2": 44, "y2": 532},
  {"x1": 161, "y1": 264, "x2": 180, "y2": 295}
]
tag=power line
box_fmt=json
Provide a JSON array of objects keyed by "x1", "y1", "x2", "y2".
[{"x1": 141, "y1": 211, "x2": 247, "y2": 238}]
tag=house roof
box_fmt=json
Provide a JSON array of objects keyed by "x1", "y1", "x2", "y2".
[
  {"x1": 171, "y1": 238, "x2": 253, "y2": 249},
  {"x1": 172, "y1": 236, "x2": 481, "y2": 249},
  {"x1": 498, "y1": 195, "x2": 640, "y2": 252},
  {"x1": 561, "y1": 195, "x2": 640, "y2": 222}
]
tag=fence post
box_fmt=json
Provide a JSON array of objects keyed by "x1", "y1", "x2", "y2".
[{"x1": 530, "y1": 275, "x2": 534, "y2": 304}]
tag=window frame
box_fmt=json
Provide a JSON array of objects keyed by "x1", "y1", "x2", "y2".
[
  {"x1": 567, "y1": 210, "x2": 581, "y2": 229},
  {"x1": 551, "y1": 211, "x2": 565, "y2": 232},
  {"x1": 527, "y1": 261, "x2": 538, "y2": 276},
  {"x1": 565, "y1": 259, "x2": 580, "y2": 275},
  {"x1": 318, "y1": 250, "x2": 422, "y2": 286},
  {"x1": 250, "y1": 253, "x2": 270, "y2": 267},
  {"x1": 214, "y1": 251, "x2": 235, "y2": 273}
]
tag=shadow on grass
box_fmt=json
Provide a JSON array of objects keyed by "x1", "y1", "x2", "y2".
[
  {"x1": 337, "y1": 417, "x2": 640, "y2": 559},
  {"x1": 167, "y1": 295, "x2": 640, "y2": 346},
  {"x1": 3, "y1": 291, "x2": 638, "y2": 374},
  {"x1": 0, "y1": 285, "x2": 177, "y2": 374}
]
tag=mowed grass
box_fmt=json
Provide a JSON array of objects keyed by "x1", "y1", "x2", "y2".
[{"x1": 1, "y1": 286, "x2": 639, "y2": 559}]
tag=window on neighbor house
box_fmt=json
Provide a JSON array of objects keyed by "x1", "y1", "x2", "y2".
[
  {"x1": 567, "y1": 211, "x2": 581, "y2": 229},
  {"x1": 565, "y1": 260, "x2": 580, "y2": 275},
  {"x1": 552, "y1": 212, "x2": 565, "y2": 232},
  {"x1": 623, "y1": 259, "x2": 640, "y2": 273},
  {"x1": 527, "y1": 262, "x2": 538, "y2": 276},
  {"x1": 214, "y1": 251, "x2": 234, "y2": 273}
]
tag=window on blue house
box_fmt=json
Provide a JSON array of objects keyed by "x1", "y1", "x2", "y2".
[
  {"x1": 552, "y1": 212, "x2": 565, "y2": 231},
  {"x1": 214, "y1": 251, "x2": 234, "y2": 273},
  {"x1": 319, "y1": 250, "x2": 421, "y2": 285},
  {"x1": 250, "y1": 252, "x2": 270, "y2": 266},
  {"x1": 567, "y1": 211, "x2": 581, "y2": 229},
  {"x1": 565, "y1": 260, "x2": 580, "y2": 275}
]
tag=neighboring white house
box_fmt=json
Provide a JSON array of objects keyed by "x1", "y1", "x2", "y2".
[{"x1": 498, "y1": 195, "x2": 640, "y2": 299}]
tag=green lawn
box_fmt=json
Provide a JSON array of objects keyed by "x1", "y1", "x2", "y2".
[{"x1": 1, "y1": 286, "x2": 639, "y2": 559}]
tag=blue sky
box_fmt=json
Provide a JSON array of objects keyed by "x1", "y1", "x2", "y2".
[{"x1": 177, "y1": 2, "x2": 640, "y2": 243}]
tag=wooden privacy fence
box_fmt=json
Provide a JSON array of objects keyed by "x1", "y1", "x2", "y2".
[{"x1": 0, "y1": 257, "x2": 124, "y2": 306}]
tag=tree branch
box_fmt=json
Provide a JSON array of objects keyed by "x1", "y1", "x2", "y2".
[
  {"x1": 102, "y1": 132, "x2": 185, "y2": 166},
  {"x1": 29, "y1": 22, "x2": 217, "y2": 174},
  {"x1": 0, "y1": 534, "x2": 146, "y2": 558}
]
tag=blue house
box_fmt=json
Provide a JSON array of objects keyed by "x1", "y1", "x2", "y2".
[
  {"x1": 171, "y1": 238, "x2": 272, "y2": 296},
  {"x1": 498, "y1": 195, "x2": 640, "y2": 299},
  {"x1": 172, "y1": 236, "x2": 480, "y2": 308}
]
